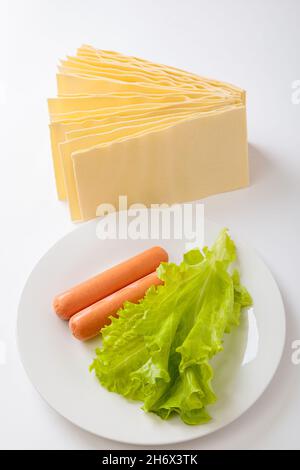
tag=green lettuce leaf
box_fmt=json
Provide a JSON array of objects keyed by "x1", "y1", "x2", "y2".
[{"x1": 90, "y1": 229, "x2": 252, "y2": 425}]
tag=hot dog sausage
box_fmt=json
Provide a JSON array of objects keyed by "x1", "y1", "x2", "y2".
[
  {"x1": 53, "y1": 246, "x2": 168, "y2": 320},
  {"x1": 69, "y1": 271, "x2": 163, "y2": 340}
]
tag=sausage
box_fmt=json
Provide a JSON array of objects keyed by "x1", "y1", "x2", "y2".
[
  {"x1": 53, "y1": 246, "x2": 168, "y2": 320},
  {"x1": 69, "y1": 271, "x2": 163, "y2": 341}
]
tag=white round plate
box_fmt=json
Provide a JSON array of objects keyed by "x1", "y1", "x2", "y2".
[{"x1": 17, "y1": 217, "x2": 285, "y2": 445}]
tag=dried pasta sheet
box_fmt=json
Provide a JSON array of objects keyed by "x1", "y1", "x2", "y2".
[{"x1": 48, "y1": 45, "x2": 248, "y2": 221}]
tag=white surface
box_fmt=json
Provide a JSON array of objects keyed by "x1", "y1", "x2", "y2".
[
  {"x1": 0, "y1": 0, "x2": 299, "y2": 450},
  {"x1": 17, "y1": 218, "x2": 285, "y2": 445}
]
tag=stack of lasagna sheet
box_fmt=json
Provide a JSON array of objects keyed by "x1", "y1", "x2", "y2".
[{"x1": 48, "y1": 45, "x2": 248, "y2": 221}]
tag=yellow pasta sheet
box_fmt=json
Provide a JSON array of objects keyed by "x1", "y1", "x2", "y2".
[{"x1": 48, "y1": 45, "x2": 248, "y2": 221}]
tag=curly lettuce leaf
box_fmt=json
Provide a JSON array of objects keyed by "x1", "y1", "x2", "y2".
[{"x1": 90, "y1": 229, "x2": 252, "y2": 425}]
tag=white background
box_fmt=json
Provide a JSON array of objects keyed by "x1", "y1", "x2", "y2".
[{"x1": 0, "y1": 0, "x2": 299, "y2": 450}]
